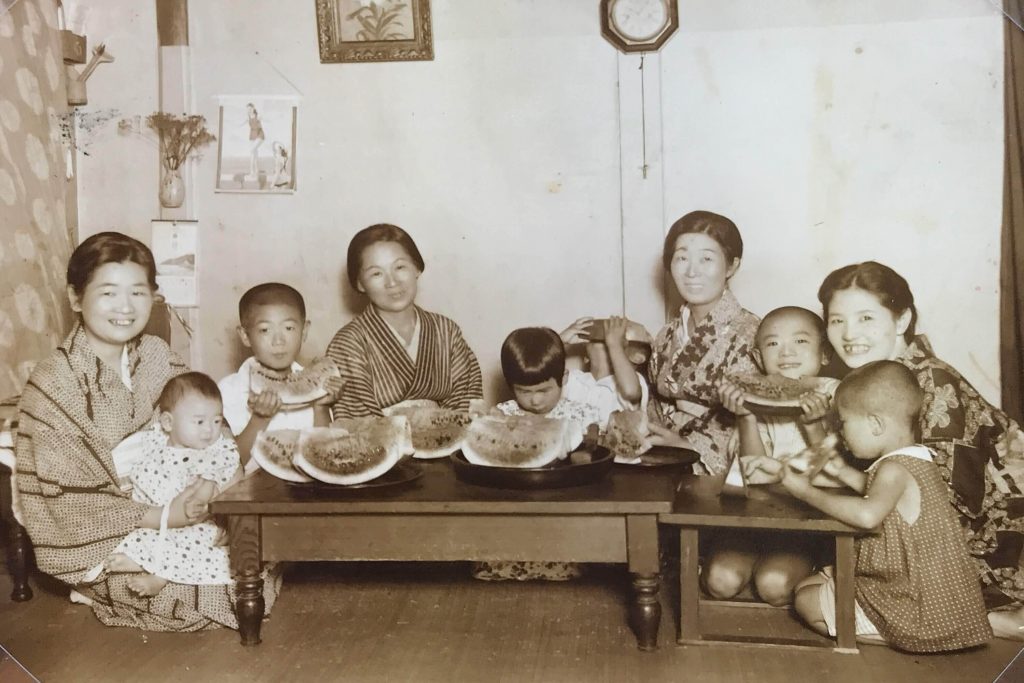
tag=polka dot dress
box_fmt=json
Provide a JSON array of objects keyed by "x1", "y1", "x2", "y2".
[
  {"x1": 855, "y1": 451, "x2": 992, "y2": 652},
  {"x1": 114, "y1": 426, "x2": 240, "y2": 586}
]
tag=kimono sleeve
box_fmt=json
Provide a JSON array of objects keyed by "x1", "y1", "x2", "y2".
[
  {"x1": 16, "y1": 415, "x2": 148, "y2": 560},
  {"x1": 917, "y1": 363, "x2": 1024, "y2": 516},
  {"x1": 440, "y1": 324, "x2": 483, "y2": 412},
  {"x1": 326, "y1": 327, "x2": 381, "y2": 418}
]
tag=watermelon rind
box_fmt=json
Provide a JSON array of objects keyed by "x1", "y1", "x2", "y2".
[
  {"x1": 251, "y1": 429, "x2": 313, "y2": 483},
  {"x1": 461, "y1": 415, "x2": 571, "y2": 469},
  {"x1": 382, "y1": 405, "x2": 470, "y2": 460},
  {"x1": 330, "y1": 415, "x2": 415, "y2": 458},
  {"x1": 250, "y1": 357, "x2": 341, "y2": 405},
  {"x1": 293, "y1": 427, "x2": 403, "y2": 485}
]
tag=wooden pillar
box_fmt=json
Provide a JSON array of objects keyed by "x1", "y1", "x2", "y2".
[{"x1": 155, "y1": 0, "x2": 199, "y2": 367}]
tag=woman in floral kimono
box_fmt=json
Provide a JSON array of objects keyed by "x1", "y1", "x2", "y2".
[
  {"x1": 648, "y1": 211, "x2": 760, "y2": 475},
  {"x1": 819, "y1": 260, "x2": 1024, "y2": 638},
  {"x1": 326, "y1": 224, "x2": 483, "y2": 418},
  {"x1": 16, "y1": 232, "x2": 280, "y2": 632}
]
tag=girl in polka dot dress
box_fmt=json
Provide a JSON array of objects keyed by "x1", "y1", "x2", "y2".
[
  {"x1": 747, "y1": 361, "x2": 991, "y2": 651},
  {"x1": 106, "y1": 372, "x2": 241, "y2": 596}
]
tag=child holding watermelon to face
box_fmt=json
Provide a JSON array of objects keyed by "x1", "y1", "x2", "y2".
[
  {"x1": 218, "y1": 283, "x2": 340, "y2": 473},
  {"x1": 707, "y1": 306, "x2": 838, "y2": 607}
]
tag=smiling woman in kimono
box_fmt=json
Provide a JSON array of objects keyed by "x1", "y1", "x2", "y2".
[
  {"x1": 326, "y1": 224, "x2": 483, "y2": 418},
  {"x1": 647, "y1": 211, "x2": 760, "y2": 475},
  {"x1": 16, "y1": 232, "x2": 280, "y2": 632},
  {"x1": 819, "y1": 261, "x2": 1024, "y2": 639}
]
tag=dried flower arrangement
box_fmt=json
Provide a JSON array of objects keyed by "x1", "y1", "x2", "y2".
[{"x1": 145, "y1": 112, "x2": 216, "y2": 171}]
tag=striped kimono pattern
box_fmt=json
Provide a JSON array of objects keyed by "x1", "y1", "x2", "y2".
[
  {"x1": 326, "y1": 305, "x2": 483, "y2": 418},
  {"x1": 16, "y1": 325, "x2": 280, "y2": 632}
]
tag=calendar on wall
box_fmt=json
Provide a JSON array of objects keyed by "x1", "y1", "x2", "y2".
[{"x1": 151, "y1": 220, "x2": 198, "y2": 307}]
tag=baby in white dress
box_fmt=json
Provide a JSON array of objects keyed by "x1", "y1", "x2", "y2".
[{"x1": 106, "y1": 372, "x2": 241, "y2": 597}]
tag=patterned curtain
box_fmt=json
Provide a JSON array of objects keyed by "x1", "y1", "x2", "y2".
[
  {"x1": 0, "y1": 0, "x2": 75, "y2": 400},
  {"x1": 1003, "y1": 1, "x2": 1024, "y2": 423}
]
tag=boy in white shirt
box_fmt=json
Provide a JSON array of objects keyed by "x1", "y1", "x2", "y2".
[
  {"x1": 218, "y1": 283, "x2": 334, "y2": 472},
  {"x1": 708, "y1": 306, "x2": 838, "y2": 607}
]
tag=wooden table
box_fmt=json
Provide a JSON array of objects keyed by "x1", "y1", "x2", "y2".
[
  {"x1": 659, "y1": 475, "x2": 863, "y2": 653},
  {"x1": 210, "y1": 460, "x2": 679, "y2": 650}
]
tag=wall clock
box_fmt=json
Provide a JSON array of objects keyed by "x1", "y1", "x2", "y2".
[{"x1": 600, "y1": 0, "x2": 679, "y2": 53}]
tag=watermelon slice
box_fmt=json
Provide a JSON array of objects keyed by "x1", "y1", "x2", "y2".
[
  {"x1": 251, "y1": 429, "x2": 313, "y2": 483},
  {"x1": 599, "y1": 409, "x2": 650, "y2": 463},
  {"x1": 383, "y1": 404, "x2": 471, "y2": 459},
  {"x1": 293, "y1": 427, "x2": 404, "y2": 485},
  {"x1": 461, "y1": 414, "x2": 576, "y2": 469},
  {"x1": 330, "y1": 415, "x2": 415, "y2": 458},
  {"x1": 250, "y1": 356, "x2": 341, "y2": 405}
]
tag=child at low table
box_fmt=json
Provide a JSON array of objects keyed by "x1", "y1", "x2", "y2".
[
  {"x1": 710, "y1": 307, "x2": 837, "y2": 606},
  {"x1": 748, "y1": 361, "x2": 992, "y2": 651},
  {"x1": 106, "y1": 373, "x2": 240, "y2": 596},
  {"x1": 474, "y1": 322, "x2": 647, "y2": 581},
  {"x1": 218, "y1": 283, "x2": 335, "y2": 472},
  {"x1": 493, "y1": 319, "x2": 647, "y2": 429}
]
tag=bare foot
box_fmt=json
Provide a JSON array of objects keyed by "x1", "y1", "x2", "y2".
[
  {"x1": 127, "y1": 573, "x2": 169, "y2": 597},
  {"x1": 105, "y1": 553, "x2": 143, "y2": 573},
  {"x1": 989, "y1": 609, "x2": 1024, "y2": 640}
]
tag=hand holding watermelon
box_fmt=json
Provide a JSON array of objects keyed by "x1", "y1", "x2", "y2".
[
  {"x1": 560, "y1": 316, "x2": 595, "y2": 345},
  {"x1": 717, "y1": 379, "x2": 752, "y2": 417},
  {"x1": 248, "y1": 389, "x2": 283, "y2": 418},
  {"x1": 312, "y1": 374, "x2": 346, "y2": 406}
]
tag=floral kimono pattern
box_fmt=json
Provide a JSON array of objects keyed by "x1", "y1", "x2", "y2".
[
  {"x1": 648, "y1": 289, "x2": 759, "y2": 474},
  {"x1": 898, "y1": 336, "x2": 1024, "y2": 608}
]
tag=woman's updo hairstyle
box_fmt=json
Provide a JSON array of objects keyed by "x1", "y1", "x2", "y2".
[
  {"x1": 817, "y1": 261, "x2": 918, "y2": 343},
  {"x1": 346, "y1": 223, "x2": 425, "y2": 290},
  {"x1": 662, "y1": 210, "x2": 743, "y2": 271},
  {"x1": 67, "y1": 231, "x2": 158, "y2": 296}
]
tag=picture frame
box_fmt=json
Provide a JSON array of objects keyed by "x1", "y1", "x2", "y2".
[
  {"x1": 214, "y1": 96, "x2": 298, "y2": 194},
  {"x1": 315, "y1": 0, "x2": 434, "y2": 63}
]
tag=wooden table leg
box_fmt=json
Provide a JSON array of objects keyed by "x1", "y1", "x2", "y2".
[
  {"x1": 10, "y1": 522, "x2": 33, "y2": 602},
  {"x1": 678, "y1": 527, "x2": 700, "y2": 643},
  {"x1": 228, "y1": 515, "x2": 263, "y2": 646},
  {"x1": 834, "y1": 535, "x2": 857, "y2": 653},
  {"x1": 626, "y1": 515, "x2": 661, "y2": 651}
]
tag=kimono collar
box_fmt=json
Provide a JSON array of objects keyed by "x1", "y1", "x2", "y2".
[
  {"x1": 681, "y1": 288, "x2": 745, "y2": 336},
  {"x1": 898, "y1": 335, "x2": 935, "y2": 362},
  {"x1": 61, "y1": 323, "x2": 143, "y2": 403}
]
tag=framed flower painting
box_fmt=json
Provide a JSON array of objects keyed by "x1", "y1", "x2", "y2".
[{"x1": 315, "y1": 0, "x2": 434, "y2": 63}]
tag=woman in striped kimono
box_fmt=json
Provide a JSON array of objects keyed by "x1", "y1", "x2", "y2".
[
  {"x1": 326, "y1": 224, "x2": 483, "y2": 418},
  {"x1": 16, "y1": 232, "x2": 280, "y2": 632}
]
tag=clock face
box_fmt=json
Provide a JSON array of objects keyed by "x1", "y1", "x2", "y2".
[{"x1": 611, "y1": 0, "x2": 669, "y2": 42}]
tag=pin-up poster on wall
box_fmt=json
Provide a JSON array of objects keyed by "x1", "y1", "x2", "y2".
[
  {"x1": 152, "y1": 220, "x2": 198, "y2": 307},
  {"x1": 215, "y1": 96, "x2": 298, "y2": 193}
]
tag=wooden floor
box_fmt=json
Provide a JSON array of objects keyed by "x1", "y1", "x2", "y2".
[{"x1": 0, "y1": 563, "x2": 1020, "y2": 683}]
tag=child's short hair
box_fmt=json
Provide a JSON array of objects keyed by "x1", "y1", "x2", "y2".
[
  {"x1": 238, "y1": 283, "x2": 306, "y2": 328},
  {"x1": 157, "y1": 372, "x2": 223, "y2": 413},
  {"x1": 757, "y1": 306, "x2": 826, "y2": 345},
  {"x1": 835, "y1": 360, "x2": 923, "y2": 431},
  {"x1": 500, "y1": 328, "x2": 565, "y2": 387}
]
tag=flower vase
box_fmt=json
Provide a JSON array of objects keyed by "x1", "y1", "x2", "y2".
[{"x1": 159, "y1": 167, "x2": 185, "y2": 208}]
